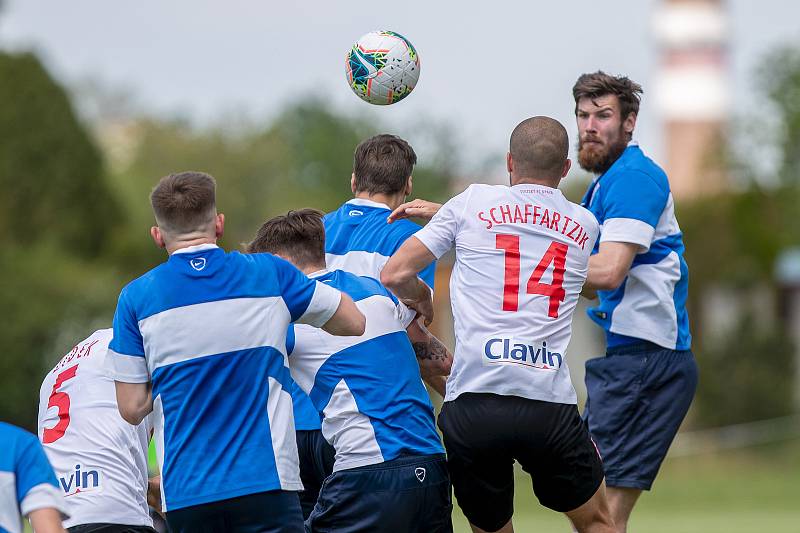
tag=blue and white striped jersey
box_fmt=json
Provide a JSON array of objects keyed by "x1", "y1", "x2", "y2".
[
  {"x1": 581, "y1": 143, "x2": 692, "y2": 351},
  {"x1": 0, "y1": 422, "x2": 67, "y2": 533},
  {"x1": 287, "y1": 269, "x2": 444, "y2": 472},
  {"x1": 107, "y1": 244, "x2": 342, "y2": 512},
  {"x1": 324, "y1": 199, "x2": 436, "y2": 289}
]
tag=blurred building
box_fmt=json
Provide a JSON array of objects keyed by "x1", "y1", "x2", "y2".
[{"x1": 653, "y1": 0, "x2": 730, "y2": 200}]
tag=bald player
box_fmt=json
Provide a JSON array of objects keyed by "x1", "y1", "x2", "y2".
[{"x1": 383, "y1": 117, "x2": 614, "y2": 533}]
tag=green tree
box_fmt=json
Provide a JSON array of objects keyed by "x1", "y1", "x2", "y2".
[{"x1": 0, "y1": 52, "x2": 121, "y2": 429}]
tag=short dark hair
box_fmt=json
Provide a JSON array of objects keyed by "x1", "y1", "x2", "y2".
[
  {"x1": 150, "y1": 171, "x2": 217, "y2": 233},
  {"x1": 572, "y1": 71, "x2": 643, "y2": 120},
  {"x1": 246, "y1": 208, "x2": 326, "y2": 268},
  {"x1": 509, "y1": 116, "x2": 569, "y2": 180},
  {"x1": 353, "y1": 134, "x2": 417, "y2": 195}
]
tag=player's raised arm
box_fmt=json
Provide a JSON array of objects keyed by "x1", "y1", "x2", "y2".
[
  {"x1": 386, "y1": 199, "x2": 442, "y2": 224},
  {"x1": 381, "y1": 237, "x2": 437, "y2": 325}
]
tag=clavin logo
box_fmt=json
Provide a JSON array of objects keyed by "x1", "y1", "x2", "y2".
[
  {"x1": 483, "y1": 338, "x2": 562, "y2": 370},
  {"x1": 59, "y1": 464, "x2": 102, "y2": 497}
]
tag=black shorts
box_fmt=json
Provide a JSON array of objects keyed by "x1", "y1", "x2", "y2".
[
  {"x1": 68, "y1": 526, "x2": 156, "y2": 533},
  {"x1": 438, "y1": 393, "x2": 604, "y2": 532},
  {"x1": 296, "y1": 429, "x2": 335, "y2": 519}
]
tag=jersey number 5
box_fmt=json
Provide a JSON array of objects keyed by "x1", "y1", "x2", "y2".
[
  {"x1": 42, "y1": 365, "x2": 79, "y2": 444},
  {"x1": 496, "y1": 234, "x2": 568, "y2": 318}
]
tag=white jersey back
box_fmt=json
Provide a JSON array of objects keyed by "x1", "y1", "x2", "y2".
[
  {"x1": 37, "y1": 329, "x2": 152, "y2": 529},
  {"x1": 414, "y1": 183, "x2": 599, "y2": 404}
]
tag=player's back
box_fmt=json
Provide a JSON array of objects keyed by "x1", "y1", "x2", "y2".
[
  {"x1": 325, "y1": 199, "x2": 436, "y2": 287},
  {"x1": 37, "y1": 329, "x2": 152, "y2": 529},
  {"x1": 288, "y1": 269, "x2": 443, "y2": 472},
  {"x1": 107, "y1": 245, "x2": 341, "y2": 512},
  {"x1": 416, "y1": 183, "x2": 599, "y2": 404}
]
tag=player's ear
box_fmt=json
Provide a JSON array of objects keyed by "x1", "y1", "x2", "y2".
[
  {"x1": 405, "y1": 175, "x2": 413, "y2": 197},
  {"x1": 506, "y1": 152, "x2": 513, "y2": 174},
  {"x1": 215, "y1": 213, "x2": 225, "y2": 239},
  {"x1": 623, "y1": 112, "x2": 637, "y2": 136},
  {"x1": 562, "y1": 158, "x2": 572, "y2": 178},
  {"x1": 150, "y1": 226, "x2": 165, "y2": 249},
  {"x1": 351, "y1": 173, "x2": 357, "y2": 194}
]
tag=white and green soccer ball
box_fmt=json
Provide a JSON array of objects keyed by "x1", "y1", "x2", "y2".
[{"x1": 346, "y1": 30, "x2": 420, "y2": 105}]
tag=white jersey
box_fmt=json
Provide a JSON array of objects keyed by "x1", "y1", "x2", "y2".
[
  {"x1": 415, "y1": 183, "x2": 599, "y2": 404},
  {"x1": 37, "y1": 329, "x2": 153, "y2": 529}
]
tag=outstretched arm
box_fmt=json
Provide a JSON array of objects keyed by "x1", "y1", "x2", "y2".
[
  {"x1": 382, "y1": 237, "x2": 437, "y2": 325},
  {"x1": 585, "y1": 241, "x2": 639, "y2": 291},
  {"x1": 321, "y1": 293, "x2": 366, "y2": 336},
  {"x1": 386, "y1": 199, "x2": 442, "y2": 224},
  {"x1": 115, "y1": 381, "x2": 153, "y2": 426}
]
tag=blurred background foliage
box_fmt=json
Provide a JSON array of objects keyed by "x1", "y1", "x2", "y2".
[{"x1": 1, "y1": 42, "x2": 799, "y2": 432}]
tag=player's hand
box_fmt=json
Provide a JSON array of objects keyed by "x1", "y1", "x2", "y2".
[
  {"x1": 402, "y1": 294, "x2": 434, "y2": 326},
  {"x1": 147, "y1": 475, "x2": 164, "y2": 517},
  {"x1": 387, "y1": 200, "x2": 442, "y2": 223}
]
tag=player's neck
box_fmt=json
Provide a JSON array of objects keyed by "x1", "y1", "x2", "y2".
[
  {"x1": 298, "y1": 262, "x2": 327, "y2": 275},
  {"x1": 165, "y1": 236, "x2": 217, "y2": 255},
  {"x1": 353, "y1": 191, "x2": 406, "y2": 211},
  {"x1": 510, "y1": 176, "x2": 559, "y2": 189}
]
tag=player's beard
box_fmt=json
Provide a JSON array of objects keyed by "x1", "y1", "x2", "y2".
[{"x1": 577, "y1": 128, "x2": 629, "y2": 175}]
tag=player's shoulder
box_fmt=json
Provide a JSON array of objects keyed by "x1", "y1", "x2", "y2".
[
  {"x1": 564, "y1": 199, "x2": 600, "y2": 233},
  {"x1": 327, "y1": 270, "x2": 393, "y2": 303},
  {"x1": 0, "y1": 422, "x2": 38, "y2": 461},
  {"x1": 606, "y1": 145, "x2": 670, "y2": 195}
]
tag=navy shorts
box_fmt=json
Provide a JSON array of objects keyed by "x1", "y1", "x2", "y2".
[
  {"x1": 68, "y1": 526, "x2": 156, "y2": 533},
  {"x1": 584, "y1": 341, "x2": 698, "y2": 490},
  {"x1": 166, "y1": 490, "x2": 304, "y2": 533},
  {"x1": 306, "y1": 453, "x2": 452, "y2": 533},
  {"x1": 296, "y1": 429, "x2": 335, "y2": 519}
]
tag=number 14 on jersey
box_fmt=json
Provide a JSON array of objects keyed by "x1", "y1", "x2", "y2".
[{"x1": 496, "y1": 234, "x2": 568, "y2": 318}]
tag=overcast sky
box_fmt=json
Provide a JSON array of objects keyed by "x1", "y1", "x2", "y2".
[{"x1": 2, "y1": 0, "x2": 798, "y2": 179}]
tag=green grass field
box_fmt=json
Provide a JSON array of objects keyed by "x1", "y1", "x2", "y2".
[{"x1": 452, "y1": 440, "x2": 800, "y2": 532}]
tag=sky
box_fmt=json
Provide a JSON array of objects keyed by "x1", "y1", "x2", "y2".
[{"x1": 2, "y1": 0, "x2": 798, "y2": 180}]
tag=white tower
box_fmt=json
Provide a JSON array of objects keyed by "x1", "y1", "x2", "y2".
[{"x1": 653, "y1": 0, "x2": 730, "y2": 199}]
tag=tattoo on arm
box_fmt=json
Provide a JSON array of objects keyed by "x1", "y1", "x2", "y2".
[{"x1": 412, "y1": 338, "x2": 449, "y2": 361}]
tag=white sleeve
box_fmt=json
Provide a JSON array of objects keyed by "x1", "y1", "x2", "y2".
[
  {"x1": 600, "y1": 217, "x2": 655, "y2": 252},
  {"x1": 20, "y1": 483, "x2": 69, "y2": 519},
  {"x1": 395, "y1": 301, "x2": 417, "y2": 329},
  {"x1": 296, "y1": 281, "x2": 342, "y2": 327},
  {"x1": 106, "y1": 350, "x2": 150, "y2": 383},
  {"x1": 414, "y1": 187, "x2": 471, "y2": 259}
]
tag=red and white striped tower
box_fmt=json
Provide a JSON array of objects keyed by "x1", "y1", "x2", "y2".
[{"x1": 653, "y1": 0, "x2": 730, "y2": 199}]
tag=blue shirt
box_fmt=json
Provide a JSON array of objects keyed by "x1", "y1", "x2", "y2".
[
  {"x1": 288, "y1": 270, "x2": 444, "y2": 472},
  {"x1": 0, "y1": 422, "x2": 66, "y2": 533},
  {"x1": 324, "y1": 199, "x2": 436, "y2": 289},
  {"x1": 581, "y1": 143, "x2": 691, "y2": 351},
  {"x1": 107, "y1": 244, "x2": 342, "y2": 511}
]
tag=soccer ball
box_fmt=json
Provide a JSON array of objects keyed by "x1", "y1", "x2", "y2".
[{"x1": 346, "y1": 31, "x2": 420, "y2": 105}]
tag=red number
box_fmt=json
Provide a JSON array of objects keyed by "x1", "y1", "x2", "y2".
[
  {"x1": 42, "y1": 365, "x2": 78, "y2": 444},
  {"x1": 496, "y1": 234, "x2": 521, "y2": 311},
  {"x1": 496, "y1": 235, "x2": 569, "y2": 318}
]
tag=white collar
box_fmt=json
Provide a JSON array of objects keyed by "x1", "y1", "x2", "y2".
[
  {"x1": 627, "y1": 140, "x2": 638, "y2": 147},
  {"x1": 307, "y1": 268, "x2": 330, "y2": 279},
  {"x1": 346, "y1": 198, "x2": 391, "y2": 210},
  {"x1": 172, "y1": 243, "x2": 219, "y2": 255}
]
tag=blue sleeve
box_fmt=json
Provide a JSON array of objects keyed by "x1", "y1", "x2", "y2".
[
  {"x1": 109, "y1": 287, "x2": 144, "y2": 357},
  {"x1": 602, "y1": 170, "x2": 668, "y2": 227},
  {"x1": 272, "y1": 255, "x2": 318, "y2": 322},
  {"x1": 16, "y1": 433, "x2": 58, "y2": 504}
]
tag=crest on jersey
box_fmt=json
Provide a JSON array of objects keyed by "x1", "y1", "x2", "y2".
[
  {"x1": 190, "y1": 258, "x2": 207, "y2": 271},
  {"x1": 415, "y1": 467, "x2": 426, "y2": 482}
]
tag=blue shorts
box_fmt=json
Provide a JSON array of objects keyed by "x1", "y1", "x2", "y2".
[
  {"x1": 584, "y1": 341, "x2": 698, "y2": 490},
  {"x1": 166, "y1": 490, "x2": 303, "y2": 533},
  {"x1": 306, "y1": 454, "x2": 453, "y2": 533},
  {"x1": 296, "y1": 429, "x2": 335, "y2": 520}
]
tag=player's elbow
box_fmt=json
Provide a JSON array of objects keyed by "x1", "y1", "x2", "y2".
[
  {"x1": 323, "y1": 296, "x2": 366, "y2": 337},
  {"x1": 588, "y1": 265, "x2": 628, "y2": 291},
  {"x1": 118, "y1": 404, "x2": 145, "y2": 426},
  {"x1": 380, "y1": 263, "x2": 408, "y2": 291}
]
